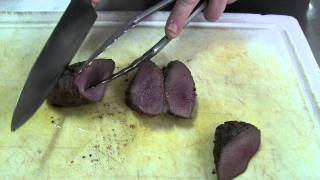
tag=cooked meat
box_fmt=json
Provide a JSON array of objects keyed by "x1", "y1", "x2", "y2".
[
  {"x1": 47, "y1": 59, "x2": 115, "y2": 106},
  {"x1": 164, "y1": 61, "x2": 196, "y2": 118},
  {"x1": 213, "y1": 121, "x2": 261, "y2": 180},
  {"x1": 126, "y1": 61, "x2": 164, "y2": 116}
]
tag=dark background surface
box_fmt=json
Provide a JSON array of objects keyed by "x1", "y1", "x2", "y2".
[
  {"x1": 226, "y1": 0, "x2": 319, "y2": 65},
  {"x1": 99, "y1": 0, "x2": 319, "y2": 65}
]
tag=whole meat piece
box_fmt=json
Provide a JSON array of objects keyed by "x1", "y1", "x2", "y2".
[
  {"x1": 126, "y1": 61, "x2": 165, "y2": 116},
  {"x1": 47, "y1": 59, "x2": 115, "y2": 106},
  {"x1": 213, "y1": 121, "x2": 261, "y2": 180},
  {"x1": 164, "y1": 60, "x2": 196, "y2": 118}
]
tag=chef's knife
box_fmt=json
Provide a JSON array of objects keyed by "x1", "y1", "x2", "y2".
[{"x1": 11, "y1": 0, "x2": 97, "y2": 131}]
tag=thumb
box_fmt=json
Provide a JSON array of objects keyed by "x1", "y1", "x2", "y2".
[{"x1": 165, "y1": 0, "x2": 200, "y2": 39}]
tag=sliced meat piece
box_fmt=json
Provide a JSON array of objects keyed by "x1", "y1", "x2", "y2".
[
  {"x1": 213, "y1": 121, "x2": 261, "y2": 180},
  {"x1": 126, "y1": 61, "x2": 164, "y2": 116},
  {"x1": 47, "y1": 59, "x2": 115, "y2": 106},
  {"x1": 164, "y1": 60, "x2": 196, "y2": 118}
]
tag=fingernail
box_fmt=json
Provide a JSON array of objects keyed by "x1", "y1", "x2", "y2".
[{"x1": 167, "y1": 23, "x2": 178, "y2": 36}]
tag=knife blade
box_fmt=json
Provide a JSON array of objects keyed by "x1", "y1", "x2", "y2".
[{"x1": 11, "y1": 0, "x2": 97, "y2": 131}]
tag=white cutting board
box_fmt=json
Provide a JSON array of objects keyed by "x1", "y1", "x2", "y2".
[{"x1": 0, "y1": 12, "x2": 319, "y2": 179}]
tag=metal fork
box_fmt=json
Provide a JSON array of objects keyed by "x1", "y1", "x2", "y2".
[{"x1": 85, "y1": 0, "x2": 207, "y2": 89}]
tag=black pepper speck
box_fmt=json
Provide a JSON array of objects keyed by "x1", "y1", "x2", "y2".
[{"x1": 129, "y1": 124, "x2": 135, "y2": 129}]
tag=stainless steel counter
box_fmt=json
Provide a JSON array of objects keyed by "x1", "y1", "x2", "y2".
[{"x1": 0, "y1": 0, "x2": 318, "y2": 65}]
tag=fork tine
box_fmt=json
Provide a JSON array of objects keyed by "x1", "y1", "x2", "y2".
[
  {"x1": 80, "y1": 0, "x2": 176, "y2": 70},
  {"x1": 86, "y1": 1, "x2": 208, "y2": 89}
]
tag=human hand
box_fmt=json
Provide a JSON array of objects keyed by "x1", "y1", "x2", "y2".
[{"x1": 165, "y1": 0, "x2": 238, "y2": 38}]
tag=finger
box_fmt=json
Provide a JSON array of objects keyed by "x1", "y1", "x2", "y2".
[
  {"x1": 204, "y1": 0, "x2": 228, "y2": 21},
  {"x1": 91, "y1": 0, "x2": 100, "y2": 8},
  {"x1": 165, "y1": 0, "x2": 200, "y2": 38}
]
